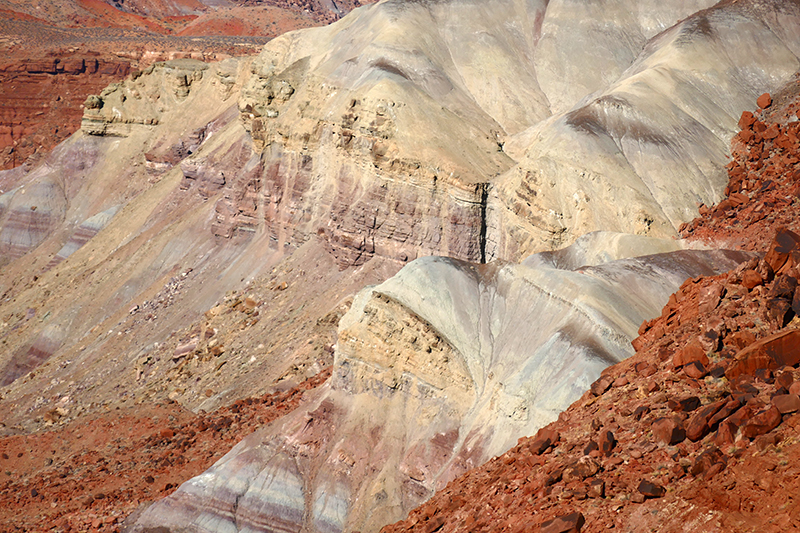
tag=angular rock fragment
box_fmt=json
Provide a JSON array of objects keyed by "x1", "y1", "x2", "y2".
[
  {"x1": 690, "y1": 447, "x2": 726, "y2": 477},
  {"x1": 741, "y1": 270, "x2": 763, "y2": 289},
  {"x1": 562, "y1": 456, "x2": 601, "y2": 483},
  {"x1": 590, "y1": 375, "x2": 614, "y2": 396},
  {"x1": 597, "y1": 431, "x2": 616, "y2": 457},
  {"x1": 652, "y1": 417, "x2": 686, "y2": 445},
  {"x1": 726, "y1": 329, "x2": 800, "y2": 379},
  {"x1": 707, "y1": 398, "x2": 742, "y2": 428},
  {"x1": 742, "y1": 406, "x2": 782, "y2": 438},
  {"x1": 637, "y1": 480, "x2": 666, "y2": 498},
  {"x1": 713, "y1": 420, "x2": 738, "y2": 446},
  {"x1": 698, "y1": 283, "x2": 725, "y2": 314},
  {"x1": 613, "y1": 375, "x2": 629, "y2": 387},
  {"x1": 766, "y1": 298, "x2": 794, "y2": 329},
  {"x1": 531, "y1": 427, "x2": 560, "y2": 455},
  {"x1": 673, "y1": 342, "x2": 709, "y2": 368},
  {"x1": 634, "y1": 362, "x2": 657, "y2": 377},
  {"x1": 683, "y1": 361, "x2": 708, "y2": 379},
  {"x1": 775, "y1": 371, "x2": 794, "y2": 390},
  {"x1": 587, "y1": 479, "x2": 605, "y2": 499},
  {"x1": 756, "y1": 368, "x2": 775, "y2": 384},
  {"x1": 669, "y1": 396, "x2": 701, "y2": 412},
  {"x1": 541, "y1": 512, "x2": 585, "y2": 533},
  {"x1": 768, "y1": 274, "x2": 797, "y2": 300},
  {"x1": 686, "y1": 399, "x2": 727, "y2": 442},
  {"x1": 754, "y1": 433, "x2": 781, "y2": 451},
  {"x1": 772, "y1": 394, "x2": 800, "y2": 414},
  {"x1": 583, "y1": 440, "x2": 599, "y2": 455},
  {"x1": 708, "y1": 365, "x2": 726, "y2": 378},
  {"x1": 531, "y1": 437, "x2": 555, "y2": 455},
  {"x1": 764, "y1": 229, "x2": 800, "y2": 274},
  {"x1": 758, "y1": 259, "x2": 775, "y2": 285},
  {"x1": 738, "y1": 110, "x2": 757, "y2": 130},
  {"x1": 545, "y1": 468, "x2": 564, "y2": 487}
]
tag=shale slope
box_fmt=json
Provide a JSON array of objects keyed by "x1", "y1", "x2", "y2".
[{"x1": 130, "y1": 238, "x2": 750, "y2": 533}]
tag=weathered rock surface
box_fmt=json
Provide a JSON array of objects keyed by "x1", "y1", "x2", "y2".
[
  {"x1": 0, "y1": 1, "x2": 799, "y2": 531},
  {"x1": 2, "y1": 0, "x2": 797, "y2": 414},
  {"x1": 0, "y1": 56, "x2": 401, "y2": 432},
  {"x1": 224, "y1": 0, "x2": 800, "y2": 264},
  {"x1": 131, "y1": 239, "x2": 749, "y2": 532},
  {"x1": 0, "y1": 0, "x2": 378, "y2": 171},
  {"x1": 378, "y1": 89, "x2": 800, "y2": 533},
  {"x1": 491, "y1": 0, "x2": 800, "y2": 258}
]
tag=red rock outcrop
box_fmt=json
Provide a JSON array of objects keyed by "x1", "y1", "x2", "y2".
[
  {"x1": 681, "y1": 79, "x2": 800, "y2": 249},
  {"x1": 0, "y1": 53, "x2": 134, "y2": 170}
]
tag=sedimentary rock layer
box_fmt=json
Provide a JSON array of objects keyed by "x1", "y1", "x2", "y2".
[
  {"x1": 131, "y1": 238, "x2": 751, "y2": 533},
  {"x1": 231, "y1": 0, "x2": 800, "y2": 261}
]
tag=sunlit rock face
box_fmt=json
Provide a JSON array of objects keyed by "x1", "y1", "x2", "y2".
[
  {"x1": 130, "y1": 235, "x2": 752, "y2": 533},
  {"x1": 232, "y1": 0, "x2": 800, "y2": 263},
  {"x1": 489, "y1": 1, "x2": 800, "y2": 258}
]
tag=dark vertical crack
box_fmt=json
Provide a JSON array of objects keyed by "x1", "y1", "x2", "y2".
[
  {"x1": 232, "y1": 493, "x2": 242, "y2": 532},
  {"x1": 478, "y1": 183, "x2": 489, "y2": 264}
]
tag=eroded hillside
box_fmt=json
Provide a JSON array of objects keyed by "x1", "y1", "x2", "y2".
[
  {"x1": 1, "y1": 1, "x2": 800, "y2": 532},
  {"x1": 0, "y1": 0, "x2": 376, "y2": 170},
  {"x1": 380, "y1": 90, "x2": 800, "y2": 533}
]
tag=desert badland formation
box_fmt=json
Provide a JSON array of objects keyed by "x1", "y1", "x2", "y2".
[
  {"x1": 2, "y1": 0, "x2": 800, "y2": 532},
  {"x1": 0, "y1": 0, "x2": 372, "y2": 170}
]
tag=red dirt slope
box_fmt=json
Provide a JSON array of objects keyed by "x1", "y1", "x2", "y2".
[
  {"x1": 0, "y1": 369, "x2": 330, "y2": 533},
  {"x1": 175, "y1": 5, "x2": 317, "y2": 36}
]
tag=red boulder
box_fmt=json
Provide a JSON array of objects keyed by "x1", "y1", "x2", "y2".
[
  {"x1": 742, "y1": 406, "x2": 782, "y2": 438},
  {"x1": 541, "y1": 512, "x2": 585, "y2": 533}
]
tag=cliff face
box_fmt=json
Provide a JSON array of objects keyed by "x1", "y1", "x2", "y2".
[
  {"x1": 229, "y1": 0, "x2": 800, "y2": 262},
  {"x1": 0, "y1": 56, "x2": 403, "y2": 430},
  {"x1": 1, "y1": 0, "x2": 800, "y2": 532}
]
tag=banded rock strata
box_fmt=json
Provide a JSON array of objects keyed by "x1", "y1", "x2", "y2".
[
  {"x1": 131, "y1": 235, "x2": 752, "y2": 533},
  {"x1": 0, "y1": 0, "x2": 798, "y2": 530}
]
